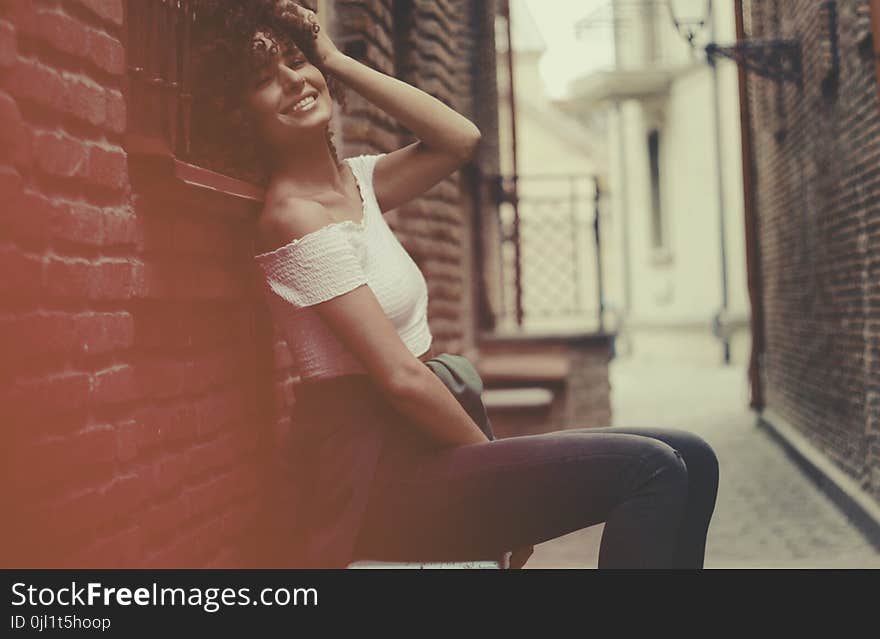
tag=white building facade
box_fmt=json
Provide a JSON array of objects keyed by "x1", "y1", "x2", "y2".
[
  {"x1": 496, "y1": 0, "x2": 610, "y2": 336},
  {"x1": 561, "y1": 0, "x2": 751, "y2": 365}
]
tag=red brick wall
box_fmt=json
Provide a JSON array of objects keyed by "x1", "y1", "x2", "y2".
[
  {"x1": 745, "y1": 0, "x2": 880, "y2": 501},
  {"x1": 1, "y1": 0, "x2": 501, "y2": 567},
  {"x1": 0, "y1": 0, "x2": 291, "y2": 568}
]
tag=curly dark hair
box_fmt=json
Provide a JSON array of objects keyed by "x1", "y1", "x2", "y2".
[{"x1": 190, "y1": 0, "x2": 348, "y2": 187}]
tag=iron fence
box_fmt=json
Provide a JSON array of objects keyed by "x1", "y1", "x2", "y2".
[{"x1": 494, "y1": 173, "x2": 607, "y2": 334}]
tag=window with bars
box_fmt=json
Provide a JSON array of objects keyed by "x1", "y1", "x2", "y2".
[
  {"x1": 125, "y1": 0, "x2": 197, "y2": 160},
  {"x1": 123, "y1": 0, "x2": 322, "y2": 191}
]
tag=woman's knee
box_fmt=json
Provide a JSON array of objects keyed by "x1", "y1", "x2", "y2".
[
  {"x1": 660, "y1": 430, "x2": 719, "y2": 476},
  {"x1": 696, "y1": 435, "x2": 719, "y2": 475},
  {"x1": 682, "y1": 432, "x2": 719, "y2": 482},
  {"x1": 637, "y1": 438, "x2": 689, "y2": 487},
  {"x1": 688, "y1": 434, "x2": 720, "y2": 499}
]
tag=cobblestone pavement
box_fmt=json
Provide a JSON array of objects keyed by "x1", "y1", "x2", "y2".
[{"x1": 525, "y1": 356, "x2": 880, "y2": 569}]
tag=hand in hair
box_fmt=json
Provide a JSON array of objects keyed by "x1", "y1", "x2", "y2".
[{"x1": 277, "y1": 1, "x2": 341, "y2": 66}]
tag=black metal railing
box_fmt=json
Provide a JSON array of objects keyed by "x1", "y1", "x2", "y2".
[{"x1": 492, "y1": 173, "x2": 606, "y2": 333}]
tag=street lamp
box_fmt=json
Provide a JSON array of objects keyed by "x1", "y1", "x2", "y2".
[
  {"x1": 665, "y1": 0, "x2": 805, "y2": 86},
  {"x1": 666, "y1": 0, "x2": 712, "y2": 49}
]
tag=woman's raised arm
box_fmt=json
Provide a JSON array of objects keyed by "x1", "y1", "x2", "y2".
[
  {"x1": 323, "y1": 51, "x2": 481, "y2": 160},
  {"x1": 286, "y1": 3, "x2": 482, "y2": 212}
]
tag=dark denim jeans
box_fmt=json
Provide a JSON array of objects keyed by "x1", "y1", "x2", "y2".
[{"x1": 352, "y1": 424, "x2": 720, "y2": 569}]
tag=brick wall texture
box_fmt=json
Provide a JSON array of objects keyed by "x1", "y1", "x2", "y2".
[
  {"x1": 744, "y1": 0, "x2": 880, "y2": 503},
  {"x1": 1, "y1": 0, "x2": 501, "y2": 567}
]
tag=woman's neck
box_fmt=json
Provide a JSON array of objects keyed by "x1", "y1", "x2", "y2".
[{"x1": 267, "y1": 137, "x2": 344, "y2": 197}]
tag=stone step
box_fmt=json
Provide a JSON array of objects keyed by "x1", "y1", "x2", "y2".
[
  {"x1": 483, "y1": 387, "x2": 557, "y2": 438},
  {"x1": 482, "y1": 387, "x2": 554, "y2": 410},
  {"x1": 477, "y1": 353, "x2": 569, "y2": 386}
]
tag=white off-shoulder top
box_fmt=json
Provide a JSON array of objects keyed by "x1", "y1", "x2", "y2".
[{"x1": 254, "y1": 153, "x2": 433, "y2": 382}]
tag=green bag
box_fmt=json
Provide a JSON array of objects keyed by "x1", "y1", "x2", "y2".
[{"x1": 422, "y1": 352, "x2": 495, "y2": 442}]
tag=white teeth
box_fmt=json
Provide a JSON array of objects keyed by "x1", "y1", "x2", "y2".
[{"x1": 288, "y1": 95, "x2": 316, "y2": 112}]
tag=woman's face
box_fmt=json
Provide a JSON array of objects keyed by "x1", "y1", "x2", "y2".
[{"x1": 242, "y1": 30, "x2": 332, "y2": 152}]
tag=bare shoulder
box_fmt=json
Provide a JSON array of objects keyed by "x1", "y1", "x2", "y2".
[{"x1": 257, "y1": 195, "x2": 335, "y2": 252}]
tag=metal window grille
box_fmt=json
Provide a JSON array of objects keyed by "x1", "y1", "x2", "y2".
[{"x1": 126, "y1": 0, "x2": 196, "y2": 159}]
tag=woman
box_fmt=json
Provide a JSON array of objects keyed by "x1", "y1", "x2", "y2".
[{"x1": 194, "y1": 1, "x2": 719, "y2": 569}]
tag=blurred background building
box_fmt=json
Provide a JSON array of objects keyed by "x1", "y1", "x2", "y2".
[{"x1": 556, "y1": 0, "x2": 751, "y2": 367}]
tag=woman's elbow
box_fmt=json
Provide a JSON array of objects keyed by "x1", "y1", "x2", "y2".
[
  {"x1": 383, "y1": 361, "x2": 430, "y2": 402},
  {"x1": 457, "y1": 126, "x2": 482, "y2": 162}
]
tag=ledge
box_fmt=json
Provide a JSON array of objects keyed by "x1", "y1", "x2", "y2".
[
  {"x1": 477, "y1": 354, "x2": 569, "y2": 384},
  {"x1": 482, "y1": 388, "x2": 555, "y2": 410},
  {"x1": 172, "y1": 160, "x2": 265, "y2": 203},
  {"x1": 477, "y1": 330, "x2": 617, "y2": 348},
  {"x1": 125, "y1": 134, "x2": 264, "y2": 218},
  {"x1": 475, "y1": 331, "x2": 617, "y2": 386},
  {"x1": 564, "y1": 68, "x2": 674, "y2": 108}
]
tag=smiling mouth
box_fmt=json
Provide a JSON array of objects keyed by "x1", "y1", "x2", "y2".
[{"x1": 281, "y1": 94, "x2": 318, "y2": 115}]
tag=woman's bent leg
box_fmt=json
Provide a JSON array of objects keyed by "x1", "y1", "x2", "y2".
[
  {"x1": 352, "y1": 429, "x2": 691, "y2": 568},
  {"x1": 563, "y1": 427, "x2": 720, "y2": 568}
]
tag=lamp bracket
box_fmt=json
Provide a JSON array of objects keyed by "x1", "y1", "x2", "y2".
[{"x1": 705, "y1": 39, "x2": 803, "y2": 86}]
